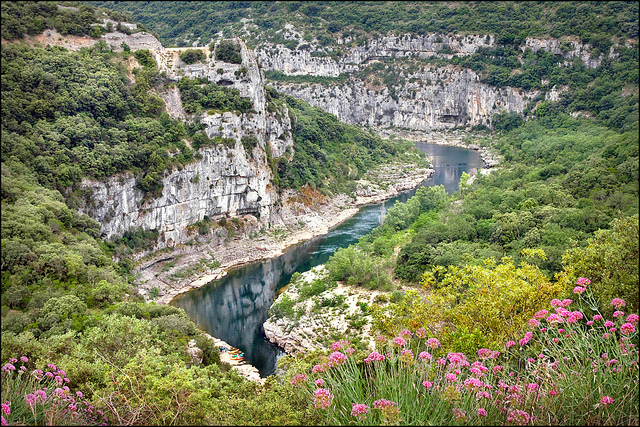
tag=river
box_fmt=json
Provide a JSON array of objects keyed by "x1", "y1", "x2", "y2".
[{"x1": 170, "y1": 142, "x2": 484, "y2": 377}]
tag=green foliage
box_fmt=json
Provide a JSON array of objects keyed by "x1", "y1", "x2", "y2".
[
  {"x1": 1, "y1": 43, "x2": 193, "y2": 197},
  {"x1": 215, "y1": 39, "x2": 242, "y2": 64},
  {"x1": 133, "y1": 49, "x2": 155, "y2": 67},
  {"x1": 177, "y1": 76, "x2": 253, "y2": 115},
  {"x1": 277, "y1": 95, "x2": 427, "y2": 192},
  {"x1": 393, "y1": 118, "x2": 638, "y2": 282},
  {"x1": 562, "y1": 215, "x2": 639, "y2": 317},
  {"x1": 241, "y1": 135, "x2": 258, "y2": 157},
  {"x1": 179, "y1": 48, "x2": 205, "y2": 65},
  {"x1": 90, "y1": 1, "x2": 638, "y2": 48},
  {"x1": 0, "y1": 1, "x2": 125, "y2": 40},
  {"x1": 269, "y1": 293, "x2": 295, "y2": 319}
]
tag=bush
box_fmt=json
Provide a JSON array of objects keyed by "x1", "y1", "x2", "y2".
[
  {"x1": 180, "y1": 48, "x2": 205, "y2": 64},
  {"x1": 215, "y1": 40, "x2": 242, "y2": 64}
]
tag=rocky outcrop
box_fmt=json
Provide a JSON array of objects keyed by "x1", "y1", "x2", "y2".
[
  {"x1": 263, "y1": 267, "x2": 382, "y2": 354},
  {"x1": 270, "y1": 66, "x2": 534, "y2": 130},
  {"x1": 79, "y1": 38, "x2": 295, "y2": 247}
]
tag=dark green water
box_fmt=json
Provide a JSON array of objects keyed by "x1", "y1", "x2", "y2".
[{"x1": 170, "y1": 142, "x2": 484, "y2": 376}]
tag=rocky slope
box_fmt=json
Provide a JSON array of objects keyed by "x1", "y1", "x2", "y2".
[{"x1": 78, "y1": 37, "x2": 294, "y2": 248}]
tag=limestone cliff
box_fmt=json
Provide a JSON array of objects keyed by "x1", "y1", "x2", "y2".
[
  {"x1": 79, "y1": 38, "x2": 294, "y2": 246},
  {"x1": 255, "y1": 31, "x2": 620, "y2": 131},
  {"x1": 268, "y1": 66, "x2": 533, "y2": 130}
]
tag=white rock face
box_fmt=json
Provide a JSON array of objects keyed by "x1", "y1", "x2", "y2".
[
  {"x1": 79, "y1": 38, "x2": 294, "y2": 246},
  {"x1": 270, "y1": 66, "x2": 534, "y2": 130}
]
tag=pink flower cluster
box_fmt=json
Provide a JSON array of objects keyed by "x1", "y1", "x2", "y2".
[
  {"x1": 350, "y1": 403, "x2": 369, "y2": 420},
  {"x1": 328, "y1": 351, "x2": 346, "y2": 367},
  {"x1": 418, "y1": 351, "x2": 432, "y2": 361},
  {"x1": 415, "y1": 327, "x2": 428, "y2": 339},
  {"x1": 426, "y1": 337, "x2": 441, "y2": 349},
  {"x1": 611, "y1": 298, "x2": 626, "y2": 309},
  {"x1": 576, "y1": 277, "x2": 591, "y2": 286},
  {"x1": 392, "y1": 336, "x2": 407, "y2": 348},
  {"x1": 290, "y1": 373, "x2": 307, "y2": 387},
  {"x1": 373, "y1": 398, "x2": 400, "y2": 423},
  {"x1": 313, "y1": 388, "x2": 334, "y2": 409},
  {"x1": 364, "y1": 351, "x2": 385, "y2": 363}
]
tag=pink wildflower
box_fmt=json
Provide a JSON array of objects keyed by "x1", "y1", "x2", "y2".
[
  {"x1": 613, "y1": 310, "x2": 625, "y2": 318},
  {"x1": 464, "y1": 377, "x2": 484, "y2": 390},
  {"x1": 508, "y1": 409, "x2": 531, "y2": 425},
  {"x1": 603, "y1": 333, "x2": 612, "y2": 339},
  {"x1": 505, "y1": 340, "x2": 516, "y2": 349},
  {"x1": 593, "y1": 314, "x2": 603, "y2": 321},
  {"x1": 35, "y1": 390, "x2": 47, "y2": 404},
  {"x1": 573, "y1": 286, "x2": 585, "y2": 295},
  {"x1": 1, "y1": 416, "x2": 6, "y2": 426},
  {"x1": 587, "y1": 321, "x2": 594, "y2": 326},
  {"x1": 47, "y1": 364, "x2": 56, "y2": 371},
  {"x1": 626, "y1": 313, "x2": 639, "y2": 324},
  {"x1": 572, "y1": 311, "x2": 584, "y2": 320},
  {"x1": 312, "y1": 363, "x2": 328, "y2": 373},
  {"x1": 478, "y1": 408, "x2": 488, "y2": 417},
  {"x1": 550, "y1": 299, "x2": 562, "y2": 308},
  {"x1": 418, "y1": 351, "x2": 432, "y2": 361},
  {"x1": 621, "y1": 322, "x2": 636, "y2": 335},
  {"x1": 437, "y1": 357, "x2": 446, "y2": 366},
  {"x1": 534, "y1": 309, "x2": 548, "y2": 319},
  {"x1": 527, "y1": 383, "x2": 540, "y2": 393},
  {"x1": 604, "y1": 320, "x2": 615, "y2": 328},
  {"x1": 423, "y1": 381, "x2": 433, "y2": 388},
  {"x1": 561, "y1": 298, "x2": 573, "y2": 307},
  {"x1": 476, "y1": 391, "x2": 491, "y2": 400},
  {"x1": 25, "y1": 393, "x2": 36, "y2": 408},
  {"x1": 1, "y1": 403, "x2": 9, "y2": 416},
  {"x1": 445, "y1": 373, "x2": 458, "y2": 382},
  {"x1": 601, "y1": 396, "x2": 614, "y2": 405},
  {"x1": 351, "y1": 403, "x2": 369, "y2": 420},
  {"x1": 547, "y1": 314, "x2": 564, "y2": 324},
  {"x1": 315, "y1": 379, "x2": 324, "y2": 387},
  {"x1": 19, "y1": 356, "x2": 28, "y2": 363},
  {"x1": 478, "y1": 348, "x2": 492, "y2": 359},
  {"x1": 493, "y1": 365, "x2": 503, "y2": 374},
  {"x1": 426, "y1": 338, "x2": 441, "y2": 349},
  {"x1": 346, "y1": 347, "x2": 355, "y2": 355},
  {"x1": 392, "y1": 337, "x2": 407, "y2": 348},
  {"x1": 330, "y1": 339, "x2": 351, "y2": 351},
  {"x1": 611, "y1": 298, "x2": 625, "y2": 309},
  {"x1": 328, "y1": 351, "x2": 346, "y2": 366},
  {"x1": 290, "y1": 373, "x2": 307, "y2": 387},
  {"x1": 400, "y1": 329, "x2": 412, "y2": 339},
  {"x1": 313, "y1": 388, "x2": 334, "y2": 409},
  {"x1": 452, "y1": 408, "x2": 467, "y2": 422},
  {"x1": 528, "y1": 318, "x2": 541, "y2": 328},
  {"x1": 415, "y1": 327, "x2": 427, "y2": 339},
  {"x1": 576, "y1": 277, "x2": 591, "y2": 286},
  {"x1": 364, "y1": 351, "x2": 385, "y2": 363}
]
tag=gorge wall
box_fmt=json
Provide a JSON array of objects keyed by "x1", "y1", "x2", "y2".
[
  {"x1": 255, "y1": 31, "x2": 619, "y2": 131},
  {"x1": 79, "y1": 36, "x2": 294, "y2": 246}
]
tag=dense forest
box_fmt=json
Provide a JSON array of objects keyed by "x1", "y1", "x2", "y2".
[
  {"x1": 2, "y1": 1, "x2": 639, "y2": 426},
  {"x1": 88, "y1": 1, "x2": 638, "y2": 48}
]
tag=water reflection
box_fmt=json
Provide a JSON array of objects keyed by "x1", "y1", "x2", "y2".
[{"x1": 171, "y1": 143, "x2": 484, "y2": 376}]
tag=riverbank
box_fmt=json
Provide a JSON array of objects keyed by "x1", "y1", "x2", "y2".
[{"x1": 135, "y1": 161, "x2": 434, "y2": 306}]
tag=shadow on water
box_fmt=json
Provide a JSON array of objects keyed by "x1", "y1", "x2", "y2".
[{"x1": 170, "y1": 143, "x2": 484, "y2": 377}]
